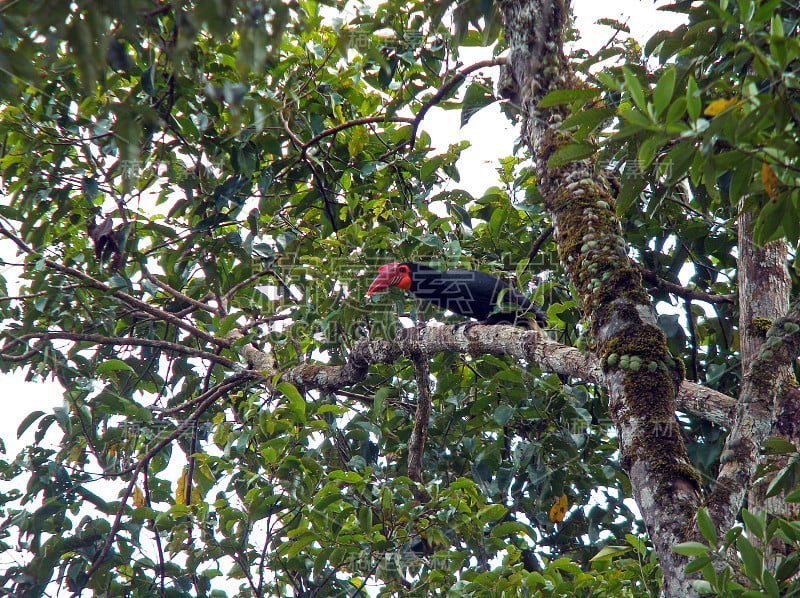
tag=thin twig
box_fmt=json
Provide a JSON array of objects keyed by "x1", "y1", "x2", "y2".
[
  {"x1": 74, "y1": 383, "x2": 227, "y2": 595},
  {"x1": 528, "y1": 224, "x2": 554, "y2": 264},
  {"x1": 640, "y1": 268, "x2": 735, "y2": 304},
  {"x1": 144, "y1": 271, "x2": 217, "y2": 314},
  {"x1": 223, "y1": 268, "x2": 273, "y2": 301},
  {"x1": 0, "y1": 223, "x2": 229, "y2": 349},
  {"x1": 300, "y1": 116, "x2": 415, "y2": 158},
  {"x1": 380, "y1": 57, "x2": 506, "y2": 161},
  {"x1": 2, "y1": 331, "x2": 241, "y2": 371}
]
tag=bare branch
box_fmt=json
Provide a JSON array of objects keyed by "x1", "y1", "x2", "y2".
[
  {"x1": 640, "y1": 268, "x2": 735, "y2": 305},
  {"x1": 144, "y1": 271, "x2": 217, "y2": 314},
  {"x1": 377, "y1": 58, "x2": 506, "y2": 161},
  {"x1": 528, "y1": 224, "x2": 553, "y2": 263},
  {"x1": 223, "y1": 268, "x2": 273, "y2": 302}
]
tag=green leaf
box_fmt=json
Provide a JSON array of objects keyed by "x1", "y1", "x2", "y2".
[
  {"x1": 278, "y1": 381, "x2": 306, "y2": 423},
  {"x1": 776, "y1": 551, "x2": 800, "y2": 580},
  {"x1": 736, "y1": 534, "x2": 763, "y2": 581},
  {"x1": 286, "y1": 531, "x2": 316, "y2": 558},
  {"x1": 762, "y1": 437, "x2": 797, "y2": 455},
  {"x1": 765, "y1": 466, "x2": 794, "y2": 498},
  {"x1": 729, "y1": 157, "x2": 755, "y2": 205},
  {"x1": 784, "y1": 486, "x2": 800, "y2": 502},
  {"x1": 696, "y1": 507, "x2": 718, "y2": 547},
  {"x1": 614, "y1": 174, "x2": 646, "y2": 215},
  {"x1": 561, "y1": 107, "x2": 615, "y2": 134},
  {"x1": 547, "y1": 141, "x2": 597, "y2": 168},
  {"x1": 771, "y1": 12, "x2": 785, "y2": 38},
  {"x1": 538, "y1": 88, "x2": 598, "y2": 108},
  {"x1": 96, "y1": 359, "x2": 135, "y2": 374},
  {"x1": 653, "y1": 66, "x2": 676, "y2": 116},
  {"x1": 477, "y1": 504, "x2": 507, "y2": 523},
  {"x1": 686, "y1": 75, "x2": 701, "y2": 121},
  {"x1": 141, "y1": 65, "x2": 156, "y2": 97},
  {"x1": 618, "y1": 106, "x2": 654, "y2": 128},
  {"x1": 461, "y1": 81, "x2": 495, "y2": 127},
  {"x1": 491, "y1": 521, "x2": 535, "y2": 539},
  {"x1": 622, "y1": 67, "x2": 646, "y2": 111},
  {"x1": 665, "y1": 96, "x2": 687, "y2": 123},
  {"x1": 16, "y1": 410, "x2": 45, "y2": 438},
  {"x1": 638, "y1": 135, "x2": 666, "y2": 170},
  {"x1": 358, "y1": 506, "x2": 373, "y2": 531},
  {"x1": 590, "y1": 545, "x2": 631, "y2": 561},
  {"x1": 329, "y1": 470, "x2": 364, "y2": 483},
  {"x1": 82, "y1": 177, "x2": 100, "y2": 201},
  {"x1": 684, "y1": 554, "x2": 715, "y2": 575},
  {"x1": 492, "y1": 404, "x2": 514, "y2": 426},
  {"x1": 672, "y1": 541, "x2": 709, "y2": 556},
  {"x1": 753, "y1": 197, "x2": 785, "y2": 245},
  {"x1": 763, "y1": 570, "x2": 779, "y2": 597},
  {"x1": 742, "y1": 509, "x2": 766, "y2": 542},
  {"x1": 689, "y1": 581, "x2": 714, "y2": 594}
]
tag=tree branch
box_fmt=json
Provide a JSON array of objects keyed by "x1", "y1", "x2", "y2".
[
  {"x1": 275, "y1": 324, "x2": 735, "y2": 427},
  {"x1": 407, "y1": 58, "x2": 505, "y2": 153},
  {"x1": 144, "y1": 271, "x2": 217, "y2": 314},
  {"x1": 0, "y1": 222, "x2": 229, "y2": 350},
  {"x1": 75, "y1": 379, "x2": 232, "y2": 596},
  {"x1": 377, "y1": 57, "x2": 505, "y2": 161},
  {"x1": 2, "y1": 331, "x2": 241, "y2": 371},
  {"x1": 300, "y1": 116, "x2": 415, "y2": 158},
  {"x1": 498, "y1": 1, "x2": 700, "y2": 593},
  {"x1": 527, "y1": 224, "x2": 553, "y2": 264},
  {"x1": 640, "y1": 268, "x2": 735, "y2": 305}
]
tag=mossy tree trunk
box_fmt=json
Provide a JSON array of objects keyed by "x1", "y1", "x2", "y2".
[{"x1": 497, "y1": 1, "x2": 702, "y2": 595}]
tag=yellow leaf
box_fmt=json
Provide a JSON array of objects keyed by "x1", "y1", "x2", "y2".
[
  {"x1": 549, "y1": 493, "x2": 569, "y2": 523},
  {"x1": 68, "y1": 443, "x2": 84, "y2": 464},
  {"x1": 132, "y1": 486, "x2": 145, "y2": 508},
  {"x1": 175, "y1": 469, "x2": 187, "y2": 505},
  {"x1": 703, "y1": 98, "x2": 739, "y2": 117},
  {"x1": 348, "y1": 126, "x2": 369, "y2": 156},
  {"x1": 762, "y1": 161, "x2": 779, "y2": 199}
]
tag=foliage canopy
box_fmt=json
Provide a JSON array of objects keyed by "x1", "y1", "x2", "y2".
[{"x1": 1, "y1": 0, "x2": 800, "y2": 596}]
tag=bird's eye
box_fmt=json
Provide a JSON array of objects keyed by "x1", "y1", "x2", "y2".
[{"x1": 398, "y1": 265, "x2": 409, "y2": 274}]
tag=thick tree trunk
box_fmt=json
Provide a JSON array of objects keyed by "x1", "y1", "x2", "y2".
[
  {"x1": 727, "y1": 207, "x2": 794, "y2": 567},
  {"x1": 497, "y1": 1, "x2": 700, "y2": 595}
]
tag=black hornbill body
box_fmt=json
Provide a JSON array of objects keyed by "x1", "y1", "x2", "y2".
[{"x1": 365, "y1": 262, "x2": 546, "y2": 327}]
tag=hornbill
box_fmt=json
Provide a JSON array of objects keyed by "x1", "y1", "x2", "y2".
[{"x1": 365, "y1": 262, "x2": 546, "y2": 328}]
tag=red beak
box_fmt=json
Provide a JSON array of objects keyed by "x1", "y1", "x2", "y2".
[{"x1": 365, "y1": 267, "x2": 395, "y2": 298}]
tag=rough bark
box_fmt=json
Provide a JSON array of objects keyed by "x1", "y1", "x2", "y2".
[
  {"x1": 497, "y1": 1, "x2": 701, "y2": 595},
  {"x1": 408, "y1": 352, "x2": 432, "y2": 502},
  {"x1": 275, "y1": 325, "x2": 734, "y2": 423},
  {"x1": 2, "y1": 322, "x2": 735, "y2": 425},
  {"x1": 706, "y1": 206, "x2": 794, "y2": 561}
]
